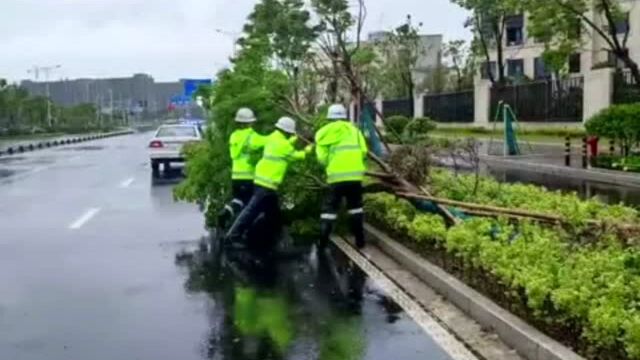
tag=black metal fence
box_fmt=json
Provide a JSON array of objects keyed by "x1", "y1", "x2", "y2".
[
  {"x1": 613, "y1": 71, "x2": 640, "y2": 104},
  {"x1": 490, "y1": 77, "x2": 584, "y2": 122},
  {"x1": 423, "y1": 90, "x2": 474, "y2": 123},
  {"x1": 382, "y1": 98, "x2": 413, "y2": 118}
]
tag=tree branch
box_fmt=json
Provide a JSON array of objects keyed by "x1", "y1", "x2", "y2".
[
  {"x1": 600, "y1": 0, "x2": 624, "y2": 52},
  {"x1": 552, "y1": 0, "x2": 618, "y2": 51}
]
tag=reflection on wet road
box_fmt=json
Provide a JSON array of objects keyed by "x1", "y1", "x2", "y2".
[
  {"x1": 176, "y1": 240, "x2": 453, "y2": 360},
  {"x1": 0, "y1": 132, "x2": 457, "y2": 360}
]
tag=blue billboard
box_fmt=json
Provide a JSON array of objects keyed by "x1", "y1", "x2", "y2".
[{"x1": 183, "y1": 79, "x2": 213, "y2": 98}]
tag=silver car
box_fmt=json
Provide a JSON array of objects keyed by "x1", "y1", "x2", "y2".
[{"x1": 148, "y1": 124, "x2": 202, "y2": 177}]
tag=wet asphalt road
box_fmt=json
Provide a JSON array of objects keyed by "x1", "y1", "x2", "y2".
[{"x1": 0, "y1": 133, "x2": 455, "y2": 360}]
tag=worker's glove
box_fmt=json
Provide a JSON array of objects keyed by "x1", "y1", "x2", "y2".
[{"x1": 304, "y1": 144, "x2": 314, "y2": 154}]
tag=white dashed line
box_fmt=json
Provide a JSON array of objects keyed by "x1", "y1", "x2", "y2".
[
  {"x1": 332, "y1": 237, "x2": 479, "y2": 360},
  {"x1": 119, "y1": 177, "x2": 135, "y2": 188},
  {"x1": 68, "y1": 208, "x2": 101, "y2": 230}
]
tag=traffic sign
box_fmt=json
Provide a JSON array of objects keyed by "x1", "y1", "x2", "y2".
[{"x1": 183, "y1": 79, "x2": 212, "y2": 98}]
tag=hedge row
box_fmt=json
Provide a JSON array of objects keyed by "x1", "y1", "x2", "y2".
[{"x1": 364, "y1": 189, "x2": 640, "y2": 360}]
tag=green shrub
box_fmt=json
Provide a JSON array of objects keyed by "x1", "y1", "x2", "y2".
[
  {"x1": 364, "y1": 191, "x2": 640, "y2": 359},
  {"x1": 429, "y1": 169, "x2": 638, "y2": 226},
  {"x1": 385, "y1": 115, "x2": 410, "y2": 138},
  {"x1": 404, "y1": 117, "x2": 437, "y2": 142},
  {"x1": 586, "y1": 103, "x2": 640, "y2": 156},
  {"x1": 595, "y1": 155, "x2": 640, "y2": 173}
]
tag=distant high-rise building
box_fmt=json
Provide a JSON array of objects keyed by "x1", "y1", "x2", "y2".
[{"x1": 20, "y1": 74, "x2": 194, "y2": 114}]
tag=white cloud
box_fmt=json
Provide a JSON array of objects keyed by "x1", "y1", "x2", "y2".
[{"x1": 0, "y1": 0, "x2": 469, "y2": 82}]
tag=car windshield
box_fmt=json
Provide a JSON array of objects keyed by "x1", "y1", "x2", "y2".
[{"x1": 156, "y1": 126, "x2": 197, "y2": 138}]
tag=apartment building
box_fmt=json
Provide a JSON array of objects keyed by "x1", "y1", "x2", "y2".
[
  {"x1": 366, "y1": 31, "x2": 443, "y2": 90},
  {"x1": 480, "y1": 1, "x2": 640, "y2": 81}
]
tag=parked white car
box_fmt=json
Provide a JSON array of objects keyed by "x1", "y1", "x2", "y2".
[{"x1": 149, "y1": 124, "x2": 202, "y2": 176}]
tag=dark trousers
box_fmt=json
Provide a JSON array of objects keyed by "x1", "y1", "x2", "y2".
[
  {"x1": 226, "y1": 185, "x2": 281, "y2": 242},
  {"x1": 218, "y1": 180, "x2": 254, "y2": 228},
  {"x1": 320, "y1": 181, "x2": 365, "y2": 248}
]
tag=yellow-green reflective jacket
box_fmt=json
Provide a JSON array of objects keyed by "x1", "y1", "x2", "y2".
[
  {"x1": 315, "y1": 120, "x2": 368, "y2": 184},
  {"x1": 254, "y1": 131, "x2": 306, "y2": 190},
  {"x1": 229, "y1": 128, "x2": 267, "y2": 180}
]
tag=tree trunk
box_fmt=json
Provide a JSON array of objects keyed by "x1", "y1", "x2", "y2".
[
  {"x1": 496, "y1": 40, "x2": 505, "y2": 85},
  {"x1": 494, "y1": 17, "x2": 506, "y2": 85},
  {"x1": 292, "y1": 66, "x2": 300, "y2": 110},
  {"x1": 408, "y1": 72, "x2": 415, "y2": 118},
  {"x1": 621, "y1": 53, "x2": 640, "y2": 90}
]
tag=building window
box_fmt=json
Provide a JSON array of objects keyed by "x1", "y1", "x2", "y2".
[
  {"x1": 534, "y1": 57, "x2": 551, "y2": 79},
  {"x1": 569, "y1": 53, "x2": 581, "y2": 73},
  {"x1": 505, "y1": 15, "x2": 524, "y2": 46},
  {"x1": 482, "y1": 61, "x2": 497, "y2": 80},
  {"x1": 614, "y1": 12, "x2": 630, "y2": 34},
  {"x1": 507, "y1": 59, "x2": 524, "y2": 77}
]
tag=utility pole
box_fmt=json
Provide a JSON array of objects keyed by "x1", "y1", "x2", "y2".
[{"x1": 27, "y1": 65, "x2": 61, "y2": 129}]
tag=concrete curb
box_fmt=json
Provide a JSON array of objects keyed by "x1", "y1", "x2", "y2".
[
  {"x1": 482, "y1": 155, "x2": 640, "y2": 188},
  {"x1": 0, "y1": 130, "x2": 133, "y2": 157},
  {"x1": 364, "y1": 223, "x2": 585, "y2": 360}
]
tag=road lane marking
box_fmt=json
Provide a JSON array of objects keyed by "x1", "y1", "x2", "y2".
[
  {"x1": 69, "y1": 208, "x2": 101, "y2": 230},
  {"x1": 119, "y1": 177, "x2": 135, "y2": 188},
  {"x1": 332, "y1": 237, "x2": 479, "y2": 360}
]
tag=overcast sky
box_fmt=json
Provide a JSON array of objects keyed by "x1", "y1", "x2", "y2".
[{"x1": 1, "y1": 0, "x2": 470, "y2": 83}]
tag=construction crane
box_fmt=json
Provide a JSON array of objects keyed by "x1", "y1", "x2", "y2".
[{"x1": 27, "y1": 65, "x2": 62, "y2": 128}]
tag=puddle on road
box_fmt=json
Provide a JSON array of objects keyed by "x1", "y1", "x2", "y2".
[
  {"x1": 175, "y1": 241, "x2": 453, "y2": 360},
  {"x1": 0, "y1": 168, "x2": 19, "y2": 179},
  {"x1": 0, "y1": 156, "x2": 27, "y2": 164}
]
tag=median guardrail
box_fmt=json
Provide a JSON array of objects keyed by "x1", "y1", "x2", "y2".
[{"x1": 0, "y1": 130, "x2": 134, "y2": 157}]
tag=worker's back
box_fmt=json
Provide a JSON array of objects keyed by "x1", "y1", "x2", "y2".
[
  {"x1": 254, "y1": 130, "x2": 304, "y2": 190},
  {"x1": 229, "y1": 127, "x2": 265, "y2": 180},
  {"x1": 315, "y1": 120, "x2": 367, "y2": 184}
]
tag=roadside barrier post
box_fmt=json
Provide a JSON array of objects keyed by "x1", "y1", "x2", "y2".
[{"x1": 610, "y1": 139, "x2": 615, "y2": 155}]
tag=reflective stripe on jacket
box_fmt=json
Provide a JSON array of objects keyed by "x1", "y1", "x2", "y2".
[
  {"x1": 254, "y1": 131, "x2": 306, "y2": 190},
  {"x1": 315, "y1": 120, "x2": 368, "y2": 184},
  {"x1": 230, "y1": 128, "x2": 267, "y2": 180}
]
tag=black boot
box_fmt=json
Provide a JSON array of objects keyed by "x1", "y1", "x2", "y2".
[
  {"x1": 217, "y1": 204, "x2": 234, "y2": 230},
  {"x1": 349, "y1": 213, "x2": 365, "y2": 249},
  {"x1": 319, "y1": 220, "x2": 334, "y2": 249}
]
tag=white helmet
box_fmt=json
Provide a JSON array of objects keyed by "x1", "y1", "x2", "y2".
[
  {"x1": 235, "y1": 108, "x2": 256, "y2": 123},
  {"x1": 275, "y1": 116, "x2": 296, "y2": 134},
  {"x1": 327, "y1": 104, "x2": 348, "y2": 120}
]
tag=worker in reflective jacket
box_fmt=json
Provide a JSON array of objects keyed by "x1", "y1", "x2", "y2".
[
  {"x1": 218, "y1": 108, "x2": 267, "y2": 229},
  {"x1": 315, "y1": 104, "x2": 368, "y2": 249},
  {"x1": 226, "y1": 116, "x2": 312, "y2": 245}
]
